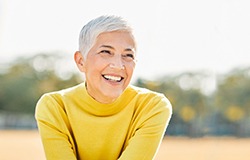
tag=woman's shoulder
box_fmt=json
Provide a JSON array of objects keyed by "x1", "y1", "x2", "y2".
[
  {"x1": 127, "y1": 85, "x2": 172, "y2": 116},
  {"x1": 130, "y1": 84, "x2": 171, "y2": 101},
  {"x1": 38, "y1": 83, "x2": 84, "y2": 104},
  {"x1": 128, "y1": 85, "x2": 165, "y2": 98},
  {"x1": 127, "y1": 85, "x2": 171, "y2": 108}
]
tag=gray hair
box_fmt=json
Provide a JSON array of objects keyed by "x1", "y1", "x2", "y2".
[{"x1": 78, "y1": 15, "x2": 136, "y2": 58}]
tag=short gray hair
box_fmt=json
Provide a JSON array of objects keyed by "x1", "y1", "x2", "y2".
[{"x1": 78, "y1": 15, "x2": 135, "y2": 58}]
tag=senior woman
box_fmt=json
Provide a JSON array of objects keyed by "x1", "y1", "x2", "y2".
[{"x1": 35, "y1": 15, "x2": 172, "y2": 160}]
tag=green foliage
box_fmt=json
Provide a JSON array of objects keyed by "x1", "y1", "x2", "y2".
[
  {"x1": 0, "y1": 53, "x2": 81, "y2": 114},
  {"x1": 215, "y1": 68, "x2": 250, "y2": 122},
  {"x1": 135, "y1": 69, "x2": 250, "y2": 137}
]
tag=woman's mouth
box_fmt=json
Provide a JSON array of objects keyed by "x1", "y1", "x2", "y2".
[{"x1": 102, "y1": 75, "x2": 124, "y2": 82}]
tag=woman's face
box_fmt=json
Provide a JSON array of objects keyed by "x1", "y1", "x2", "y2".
[{"x1": 76, "y1": 31, "x2": 136, "y2": 103}]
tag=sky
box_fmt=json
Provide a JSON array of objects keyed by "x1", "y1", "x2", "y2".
[{"x1": 1, "y1": 0, "x2": 250, "y2": 80}]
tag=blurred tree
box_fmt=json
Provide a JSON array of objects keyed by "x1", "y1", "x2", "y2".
[
  {"x1": 0, "y1": 53, "x2": 81, "y2": 114},
  {"x1": 224, "y1": 105, "x2": 245, "y2": 122},
  {"x1": 135, "y1": 73, "x2": 208, "y2": 137},
  {"x1": 180, "y1": 106, "x2": 196, "y2": 122},
  {"x1": 215, "y1": 67, "x2": 250, "y2": 120},
  {"x1": 213, "y1": 67, "x2": 250, "y2": 136}
]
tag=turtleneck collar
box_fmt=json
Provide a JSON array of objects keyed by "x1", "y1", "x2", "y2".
[{"x1": 74, "y1": 82, "x2": 135, "y2": 116}]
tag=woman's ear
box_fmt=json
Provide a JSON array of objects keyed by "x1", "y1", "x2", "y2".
[{"x1": 74, "y1": 51, "x2": 86, "y2": 72}]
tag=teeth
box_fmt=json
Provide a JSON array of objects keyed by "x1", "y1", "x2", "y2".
[{"x1": 103, "y1": 75, "x2": 122, "y2": 82}]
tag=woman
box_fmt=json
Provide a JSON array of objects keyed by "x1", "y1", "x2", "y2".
[{"x1": 35, "y1": 15, "x2": 172, "y2": 160}]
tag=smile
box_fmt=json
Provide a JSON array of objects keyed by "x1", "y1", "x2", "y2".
[{"x1": 102, "y1": 75, "x2": 124, "y2": 82}]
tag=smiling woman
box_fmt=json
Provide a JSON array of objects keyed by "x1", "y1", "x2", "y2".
[
  {"x1": 74, "y1": 31, "x2": 136, "y2": 103},
  {"x1": 35, "y1": 15, "x2": 172, "y2": 160}
]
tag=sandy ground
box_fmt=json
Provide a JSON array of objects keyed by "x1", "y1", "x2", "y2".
[
  {"x1": 155, "y1": 136, "x2": 250, "y2": 160},
  {"x1": 0, "y1": 130, "x2": 45, "y2": 160},
  {"x1": 0, "y1": 130, "x2": 250, "y2": 160}
]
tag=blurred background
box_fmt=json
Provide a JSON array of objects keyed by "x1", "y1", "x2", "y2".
[
  {"x1": 1, "y1": 53, "x2": 250, "y2": 137},
  {"x1": 0, "y1": 0, "x2": 250, "y2": 159}
]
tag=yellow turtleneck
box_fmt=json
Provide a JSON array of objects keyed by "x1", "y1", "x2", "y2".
[{"x1": 35, "y1": 83, "x2": 172, "y2": 160}]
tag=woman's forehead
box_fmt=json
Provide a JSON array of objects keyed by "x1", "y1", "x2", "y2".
[{"x1": 95, "y1": 31, "x2": 136, "y2": 48}]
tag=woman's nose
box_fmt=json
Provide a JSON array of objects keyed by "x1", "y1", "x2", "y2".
[
  {"x1": 109, "y1": 63, "x2": 125, "y2": 70},
  {"x1": 109, "y1": 55, "x2": 125, "y2": 70}
]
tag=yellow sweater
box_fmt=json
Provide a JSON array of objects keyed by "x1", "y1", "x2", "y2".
[{"x1": 35, "y1": 83, "x2": 172, "y2": 160}]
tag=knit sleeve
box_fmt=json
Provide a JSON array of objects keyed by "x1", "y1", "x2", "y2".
[
  {"x1": 118, "y1": 94, "x2": 172, "y2": 160},
  {"x1": 35, "y1": 94, "x2": 77, "y2": 160}
]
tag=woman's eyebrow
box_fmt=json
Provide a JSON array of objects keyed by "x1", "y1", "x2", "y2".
[
  {"x1": 100, "y1": 45, "x2": 114, "y2": 49},
  {"x1": 100, "y1": 45, "x2": 135, "y2": 52},
  {"x1": 125, "y1": 48, "x2": 135, "y2": 52}
]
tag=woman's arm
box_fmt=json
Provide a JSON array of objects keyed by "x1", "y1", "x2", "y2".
[
  {"x1": 35, "y1": 94, "x2": 77, "y2": 160},
  {"x1": 119, "y1": 96, "x2": 172, "y2": 160}
]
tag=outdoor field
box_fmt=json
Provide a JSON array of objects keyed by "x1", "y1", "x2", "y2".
[{"x1": 0, "y1": 130, "x2": 249, "y2": 160}]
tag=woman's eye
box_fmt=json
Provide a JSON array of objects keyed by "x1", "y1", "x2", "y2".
[
  {"x1": 123, "y1": 54, "x2": 135, "y2": 60},
  {"x1": 100, "y1": 50, "x2": 111, "y2": 54}
]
